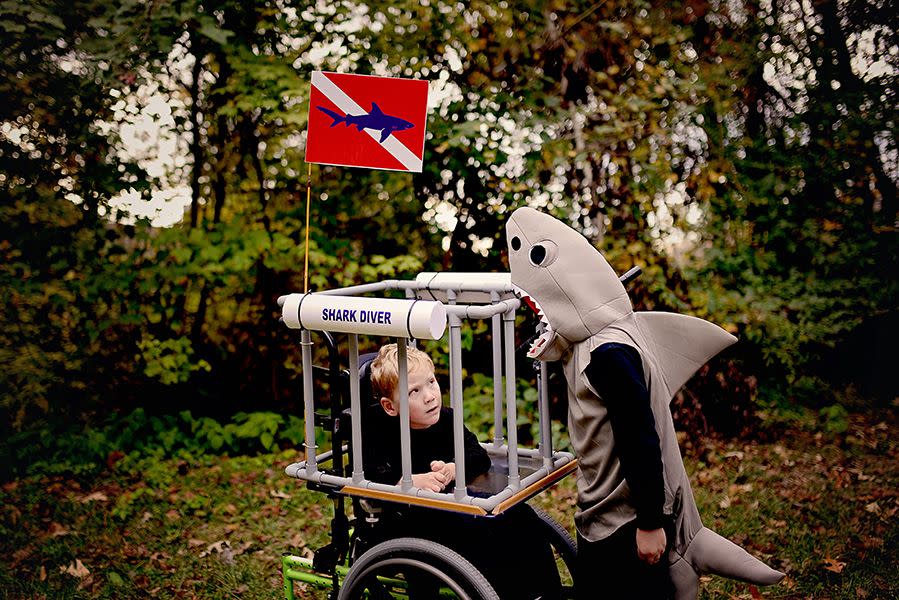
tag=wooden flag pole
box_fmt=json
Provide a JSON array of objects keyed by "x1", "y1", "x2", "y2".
[{"x1": 303, "y1": 163, "x2": 312, "y2": 294}]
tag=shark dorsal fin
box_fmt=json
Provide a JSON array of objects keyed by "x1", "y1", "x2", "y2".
[
  {"x1": 633, "y1": 312, "x2": 737, "y2": 402},
  {"x1": 370, "y1": 102, "x2": 383, "y2": 115}
]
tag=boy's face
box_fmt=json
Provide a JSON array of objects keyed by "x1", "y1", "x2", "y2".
[{"x1": 380, "y1": 364, "x2": 442, "y2": 429}]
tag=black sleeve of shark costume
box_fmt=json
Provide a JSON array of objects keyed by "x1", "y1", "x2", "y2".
[{"x1": 585, "y1": 343, "x2": 666, "y2": 531}]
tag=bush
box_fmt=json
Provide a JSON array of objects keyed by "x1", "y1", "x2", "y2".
[{"x1": 0, "y1": 408, "x2": 307, "y2": 480}]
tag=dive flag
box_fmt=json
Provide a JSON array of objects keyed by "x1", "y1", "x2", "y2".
[{"x1": 305, "y1": 71, "x2": 429, "y2": 173}]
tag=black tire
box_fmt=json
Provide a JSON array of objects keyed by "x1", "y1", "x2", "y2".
[
  {"x1": 338, "y1": 537, "x2": 500, "y2": 600},
  {"x1": 530, "y1": 504, "x2": 578, "y2": 598}
]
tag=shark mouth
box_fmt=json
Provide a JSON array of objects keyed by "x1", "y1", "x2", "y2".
[{"x1": 513, "y1": 285, "x2": 556, "y2": 359}]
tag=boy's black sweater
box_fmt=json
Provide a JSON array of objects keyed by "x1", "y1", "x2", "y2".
[
  {"x1": 361, "y1": 406, "x2": 491, "y2": 489},
  {"x1": 585, "y1": 342, "x2": 666, "y2": 531}
]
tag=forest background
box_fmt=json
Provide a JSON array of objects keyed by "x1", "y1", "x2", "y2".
[{"x1": 1, "y1": 0, "x2": 897, "y2": 598}]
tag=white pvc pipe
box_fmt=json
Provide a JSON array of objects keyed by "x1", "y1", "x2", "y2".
[{"x1": 281, "y1": 294, "x2": 447, "y2": 340}]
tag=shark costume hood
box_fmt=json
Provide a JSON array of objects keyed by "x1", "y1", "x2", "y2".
[{"x1": 506, "y1": 207, "x2": 783, "y2": 599}]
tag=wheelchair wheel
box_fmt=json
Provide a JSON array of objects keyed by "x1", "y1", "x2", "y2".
[
  {"x1": 530, "y1": 504, "x2": 577, "y2": 597},
  {"x1": 338, "y1": 537, "x2": 500, "y2": 600}
]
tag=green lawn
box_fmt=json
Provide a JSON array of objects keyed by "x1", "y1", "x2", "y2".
[{"x1": 2, "y1": 410, "x2": 896, "y2": 599}]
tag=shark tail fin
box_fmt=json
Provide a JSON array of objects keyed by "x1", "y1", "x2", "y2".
[
  {"x1": 685, "y1": 527, "x2": 784, "y2": 585},
  {"x1": 316, "y1": 106, "x2": 345, "y2": 127},
  {"x1": 634, "y1": 312, "x2": 737, "y2": 403},
  {"x1": 370, "y1": 102, "x2": 383, "y2": 115}
]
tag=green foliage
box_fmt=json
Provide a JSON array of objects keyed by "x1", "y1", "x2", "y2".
[
  {"x1": 2, "y1": 0, "x2": 896, "y2": 450},
  {"x1": 819, "y1": 404, "x2": 851, "y2": 436},
  {"x1": 461, "y1": 370, "x2": 569, "y2": 450},
  {"x1": 137, "y1": 336, "x2": 211, "y2": 385},
  {"x1": 0, "y1": 409, "x2": 308, "y2": 480}
]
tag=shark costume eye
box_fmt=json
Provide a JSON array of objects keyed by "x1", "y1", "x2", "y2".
[
  {"x1": 529, "y1": 240, "x2": 558, "y2": 267},
  {"x1": 510, "y1": 236, "x2": 521, "y2": 251}
]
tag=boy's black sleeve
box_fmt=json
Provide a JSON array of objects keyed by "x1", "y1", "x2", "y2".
[
  {"x1": 361, "y1": 411, "x2": 401, "y2": 485},
  {"x1": 462, "y1": 426, "x2": 492, "y2": 482},
  {"x1": 585, "y1": 343, "x2": 665, "y2": 530}
]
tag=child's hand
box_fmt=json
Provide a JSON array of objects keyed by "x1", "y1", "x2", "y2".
[
  {"x1": 636, "y1": 527, "x2": 667, "y2": 564},
  {"x1": 430, "y1": 460, "x2": 456, "y2": 485},
  {"x1": 411, "y1": 472, "x2": 446, "y2": 492}
]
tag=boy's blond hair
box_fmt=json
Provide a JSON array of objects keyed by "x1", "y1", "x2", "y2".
[{"x1": 370, "y1": 343, "x2": 434, "y2": 401}]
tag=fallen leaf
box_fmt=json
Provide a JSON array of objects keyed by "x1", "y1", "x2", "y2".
[
  {"x1": 860, "y1": 536, "x2": 884, "y2": 549},
  {"x1": 823, "y1": 557, "x2": 846, "y2": 574},
  {"x1": 200, "y1": 540, "x2": 229, "y2": 558},
  {"x1": 232, "y1": 541, "x2": 253, "y2": 556},
  {"x1": 865, "y1": 501, "x2": 882, "y2": 515},
  {"x1": 39, "y1": 566, "x2": 46, "y2": 581},
  {"x1": 60, "y1": 559, "x2": 90, "y2": 578},
  {"x1": 80, "y1": 491, "x2": 108, "y2": 503},
  {"x1": 224, "y1": 523, "x2": 240, "y2": 535},
  {"x1": 728, "y1": 483, "x2": 754, "y2": 496},
  {"x1": 165, "y1": 509, "x2": 181, "y2": 521},
  {"x1": 719, "y1": 496, "x2": 731, "y2": 509},
  {"x1": 48, "y1": 522, "x2": 71, "y2": 537},
  {"x1": 141, "y1": 512, "x2": 153, "y2": 523},
  {"x1": 76, "y1": 575, "x2": 95, "y2": 591},
  {"x1": 269, "y1": 489, "x2": 291, "y2": 499},
  {"x1": 187, "y1": 539, "x2": 205, "y2": 548}
]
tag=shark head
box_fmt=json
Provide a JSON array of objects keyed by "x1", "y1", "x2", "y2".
[{"x1": 506, "y1": 207, "x2": 633, "y2": 360}]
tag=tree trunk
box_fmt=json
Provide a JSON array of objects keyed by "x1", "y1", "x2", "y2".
[
  {"x1": 188, "y1": 41, "x2": 204, "y2": 229},
  {"x1": 812, "y1": 0, "x2": 898, "y2": 226}
]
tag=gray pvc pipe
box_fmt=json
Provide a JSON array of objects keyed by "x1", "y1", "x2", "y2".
[
  {"x1": 396, "y1": 341, "x2": 413, "y2": 491},
  {"x1": 448, "y1": 311, "x2": 467, "y2": 501},
  {"x1": 301, "y1": 329, "x2": 317, "y2": 474},
  {"x1": 490, "y1": 292, "x2": 504, "y2": 450},
  {"x1": 539, "y1": 359, "x2": 554, "y2": 471},
  {"x1": 348, "y1": 335, "x2": 364, "y2": 484},
  {"x1": 502, "y1": 309, "x2": 520, "y2": 489}
]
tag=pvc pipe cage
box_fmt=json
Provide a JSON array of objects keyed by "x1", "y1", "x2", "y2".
[{"x1": 279, "y1": 274, "x2": 575, "y2": 516}]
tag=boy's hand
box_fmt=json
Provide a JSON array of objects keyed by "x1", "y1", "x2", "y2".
[
  {"x1": 430, "y1": 460, "x2": 456, "y2": 485},
  {"x1": 636, "y1": 528, "x2": 667, "y2": 565},
  {"x1": 411, "y1": 472, "x2": 446, "y2": 492}
]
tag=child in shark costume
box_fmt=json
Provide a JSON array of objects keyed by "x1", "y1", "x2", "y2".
[{"x1": 505, "y1": 207, "x2": 784, "y2": 599}]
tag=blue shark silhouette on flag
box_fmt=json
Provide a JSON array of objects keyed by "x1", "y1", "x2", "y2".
[
  {"x1": 305, "y1": 72, "x2": 429, "y2": 173},
  {"x1": 316, "y1": 103, "x2": 414, "y2": 143}
]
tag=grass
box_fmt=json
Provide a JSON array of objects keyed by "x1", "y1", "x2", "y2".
[{"x1": 2, "y1": 409, "x2": 897, "y2": 599}]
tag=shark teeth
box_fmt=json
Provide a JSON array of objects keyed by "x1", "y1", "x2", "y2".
[{"x1": 513, "y1": 284, "x2": 554, "y2": 357}]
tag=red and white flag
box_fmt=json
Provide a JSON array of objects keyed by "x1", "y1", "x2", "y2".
[{"x1": 305, "y1": 71, "x2": 429, "y2": 173}]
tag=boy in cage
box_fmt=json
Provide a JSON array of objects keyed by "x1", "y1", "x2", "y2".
[{"x1": 362, "y1": 343, "x2": 561, "y2": 600}]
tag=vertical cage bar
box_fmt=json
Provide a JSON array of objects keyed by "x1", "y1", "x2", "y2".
[
  {"x1": 448, "y1": 311, "x2": 467, "y2": 500},
  {"x1": 300, "y1": 329, "x2": 317, "y2": 474},
  {"x1": 397, "y1": 339, "x2": 413, "y2": 491},
  {"x1": 348, "y1": 334, "x2": 364, "y2": 484},
  {"x1": 502, "y1": 309, "x2": 520, "y2": 489},
  {"x1": 538, "y1": 358, "x2": 553, "y2": 470},
  {"x1": 490, "y1": 291, "x2": 504, "y2": 450}
]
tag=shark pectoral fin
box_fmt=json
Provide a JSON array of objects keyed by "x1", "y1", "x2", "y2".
[
  {"x1": 379, "y1": 129, "x2": 392, "y2": 142},
  {"x1": 669, "y1": 553, "x2": 700, "y2": 600},
  {"x1": 685, "y1": 527, "x2": 785, "y2": 586}
]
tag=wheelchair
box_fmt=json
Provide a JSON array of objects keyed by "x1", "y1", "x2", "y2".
[{"x1": 278, "y1": 273, "x2": 579, "y2": 599}]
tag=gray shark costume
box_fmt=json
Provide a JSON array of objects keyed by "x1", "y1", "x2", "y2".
[{"x1": 506, "y1": 207, "x2": 783, "y2": 599}]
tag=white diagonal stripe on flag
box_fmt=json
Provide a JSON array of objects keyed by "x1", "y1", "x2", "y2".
[{"x1": 312, "y1": 72, "x2": 423, "y2": 173}]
